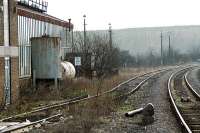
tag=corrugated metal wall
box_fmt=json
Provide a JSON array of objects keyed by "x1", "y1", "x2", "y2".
[{"x1": 17, "y1": 15, "x2": 68, "y2": 77}]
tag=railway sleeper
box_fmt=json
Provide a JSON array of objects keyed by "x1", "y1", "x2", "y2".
[
  {"x1": 183, "y1": 115, "x2": 200, "y2": 121},
  {"x1": 189, "y1": 124, "x2": 200, "y2": 130},
  {"x1": 181, "y1": 109, "x2": 200, "y2": 114},
  {"x1": 183, "y1": 114, "x2": 200, "y2": 116},
  {"x1": 186, "y1": 121, "x2": 200, "y2": 125},
  {"x1": 187, "y1": 120, "x2": 200, "y2": 125},
  {"x1": 191, "y1": 130, "x2": 200, "y2": 133}
]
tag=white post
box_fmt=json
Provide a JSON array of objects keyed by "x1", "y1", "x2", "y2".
[
  {"x1": 3, "y1": 0, "x2": 11, "y2": 105},
  {"x1": 3, "y1": 0, "x2": 9, "y2": 47}
]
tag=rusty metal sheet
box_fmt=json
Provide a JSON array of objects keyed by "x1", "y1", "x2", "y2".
[{"x1": 31, "y1": 37, "x2": 62, "y2": 79}]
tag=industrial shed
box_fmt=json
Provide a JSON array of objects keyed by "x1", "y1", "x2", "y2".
[{"x1": 0, "y1": 0, "x2": 73, "y2": 106}]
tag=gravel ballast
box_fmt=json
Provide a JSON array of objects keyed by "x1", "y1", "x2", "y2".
[{"x1": 92, "y1": 70, "x2": 181, "y2": 133}]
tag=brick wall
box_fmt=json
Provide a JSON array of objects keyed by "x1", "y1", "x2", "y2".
[
  {"x1": 0, "y1": 0, "x2": 3, "y2": 44},
  {"x1": 11, "y1": 58, "x2": 19, "y2": 103},
  {"x1": 0, "y1": 0, "x2": 4, "y2": 106},
  {"x1": 0, "y1": 58, "x2": 4, "y2": 106},
  {"x1": 10, "y1": 0, "x2": 19, "y2": 103}
]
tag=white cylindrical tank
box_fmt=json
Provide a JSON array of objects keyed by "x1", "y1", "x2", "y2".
[{"x1": 61, "y1": 61, "x2": 76, "y2": 79}]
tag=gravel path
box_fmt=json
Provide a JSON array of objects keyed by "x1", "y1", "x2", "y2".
[
  {"x1": 92, "y1": 70, "x2": 181, "y2": 133},
  {"x1": 187, "y1": 68, "x2": 200, "y2": 95}
]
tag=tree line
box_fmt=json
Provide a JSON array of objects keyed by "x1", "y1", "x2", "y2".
[{"x1": 66, "y1": 32, "x2": 200, "y2": 78}]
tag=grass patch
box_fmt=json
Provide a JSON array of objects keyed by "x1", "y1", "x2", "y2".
[
  {"x1": 118, "y1": 103, "x2": 134, "y2": 113},
  {"x1": 46, "y1": 96, "x2": 117, "y2": 133},
  {"x1": 0, "y1": 67, "x2": 158, "y2": 120}
]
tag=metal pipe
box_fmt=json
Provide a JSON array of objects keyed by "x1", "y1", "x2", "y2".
[
  {"x1": 125, "y1": 103, "x2": 154, "y2": 117},
  {"x1": 125, "y1": 108, "x2": 143, "y2": 117},
  {"x1": 3, "y1": 0, "x2": 11, "y2": 105}
]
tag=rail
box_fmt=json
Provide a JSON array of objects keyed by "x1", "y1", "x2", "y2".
[
  {"x1": 168, "y1": 67, "x2": 194, "y2": 133},
  {"x1": 0, "y1": 66, "x2": 177, "y2": 132},
  {"x1": 184, "y1": 71, "x2": 200, "y2": 99}
]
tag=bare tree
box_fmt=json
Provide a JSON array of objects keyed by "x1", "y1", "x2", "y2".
[
  {"x1": 71, "y1": 32, "x2": 120, "y2": 78},
  {"x1": 92, "y1": 34, "x2": 119, "y2": 77}
]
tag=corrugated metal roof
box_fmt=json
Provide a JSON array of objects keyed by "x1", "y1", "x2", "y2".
[{"x1": 17, "y1": 6, "x2": 73, "y2": 29}]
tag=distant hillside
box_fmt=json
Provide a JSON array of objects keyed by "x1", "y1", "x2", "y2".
[{"x1": 91, "y1": 26, "x2": 200, "y2": 56}]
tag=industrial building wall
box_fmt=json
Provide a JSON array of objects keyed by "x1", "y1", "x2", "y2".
[
  {"x1": 0, "y1": 0, "x2": 72, "y2": 106},
  {"x1": 17, "y1": 15, "x2": 67, "y2": 77},
  {"x1": 0, "y1": 0, "x2": 19, "y2": 106}
]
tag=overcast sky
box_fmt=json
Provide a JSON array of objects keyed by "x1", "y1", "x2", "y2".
[{"x1": 47, "y1": 0, "x2": 200, "y2": 31}]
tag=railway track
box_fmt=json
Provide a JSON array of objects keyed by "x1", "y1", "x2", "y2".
[
  {"x1": 0, "y1": 66, "x2": 176, "y2": 132},
  {"x1": 0, "y1": 114, "x2": 62, "y2": 133},
  {"x1": 185, "y1": 70, "x2": 200, "y2": 98},
  {"x1": 168, "y1": 67, "x2": 200, "y2": 133}
]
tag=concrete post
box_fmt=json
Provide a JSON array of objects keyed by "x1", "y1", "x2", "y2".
[{"x1": 3, "y1": 0, "x2": 11, "y2": 105}]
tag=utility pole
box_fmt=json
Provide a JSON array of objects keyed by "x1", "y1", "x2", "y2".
[
  {"x1": 108, "y1": 23, "x2": 112, "y2": 49},
  {"x1": 160, "y1": 32, "x2": 163, "y2": 65},
  {"x1": 83, "y1": 14, "x2": 86, "y2": 52},
  {"x1": 3, "y1": 0, "x2": 11, "y2": 105},
  {"x1": 108, "y1": 23, "x2": 113, "y2": 72},
  {"x1": 82, "y1": 14, "x2": 87, "y2": 76},
  {"x1": 168, "y1": 35, "x2": 171, "y2": 64},
  {"x1": 68, "y1": 18, "x2": 74, "y2": 53},
  {"x1": 71, "y1": 28, "x2": 74, "y2": 52},
  {"x1": 68, "y1": 19, "x2": 71, "y2": 32}
]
